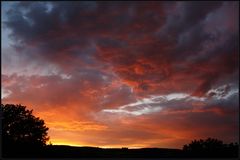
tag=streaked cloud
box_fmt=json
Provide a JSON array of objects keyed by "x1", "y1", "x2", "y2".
[{"x1": 101, "y1": 86, "x2": 238, "y2": 116}]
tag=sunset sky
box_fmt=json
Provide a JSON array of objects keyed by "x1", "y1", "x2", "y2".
[{"x1": 1, "y1": 1, "x2": 239, "y2": 148}]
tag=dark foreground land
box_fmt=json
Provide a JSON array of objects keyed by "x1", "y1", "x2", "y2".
[{"x1": 3, "y1": 145, "x2": 239, "y2": 158}]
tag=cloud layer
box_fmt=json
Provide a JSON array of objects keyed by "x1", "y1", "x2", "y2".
[{"x1": 2, "y1": 1, "x2": 239, "y2": 148}]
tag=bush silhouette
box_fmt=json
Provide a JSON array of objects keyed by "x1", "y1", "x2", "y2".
[
  {"x1": 183, "y1": 138, "x2": 239, "y2": 157},
  {"x1": 1, "y1": 104, "x2": 49, "y2": 157}
]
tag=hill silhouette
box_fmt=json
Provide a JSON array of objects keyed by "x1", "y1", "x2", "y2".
[{"x1": 1, "y1": 104, "x2": 239, "y2": 158}]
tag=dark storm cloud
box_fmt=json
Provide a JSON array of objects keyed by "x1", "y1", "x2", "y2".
[
  {"x1": 3, "y1": 1, "x2": 168, "y2": 94},
  {"x1": 4, "y1": 2, "x2": 164, "y2": 51},
  {"x1": 159, "y1": 1, "x2": 223, "y2": 41}
]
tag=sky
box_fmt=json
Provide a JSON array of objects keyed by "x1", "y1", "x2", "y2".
[{"x1": 1, "y1": 1, "x2": 239, "y2": 149}]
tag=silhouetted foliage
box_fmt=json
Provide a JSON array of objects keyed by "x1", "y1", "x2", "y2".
[
  {"x1": 1, "y1": 104, "x2": 49, "y2": 157},
  {"x1": 183, "y1": 137, "x2": 239, "y2": 157}
]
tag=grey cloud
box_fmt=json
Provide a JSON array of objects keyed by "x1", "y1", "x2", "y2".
[{"x1": 160, "y1": 1, "x2": 222, "y2": 41}]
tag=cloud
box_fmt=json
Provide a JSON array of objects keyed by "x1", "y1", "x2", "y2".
[
  {"x1": 100, "y1": 85, "x2": 238, "y2": 116},
  {"x1": 3, "y1": 2, "x2": 238, "y2": 95},
  {"x1": 159, "y1": 1, "x2": 223, "y2": 39}
]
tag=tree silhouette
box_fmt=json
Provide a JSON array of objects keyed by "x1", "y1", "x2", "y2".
[
  {"x1": 1, "y1": 104, "x2": 49, "y2": 157},
  {"x1": 183, "y1": 138, "x2": 239, "y2": 157}
]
